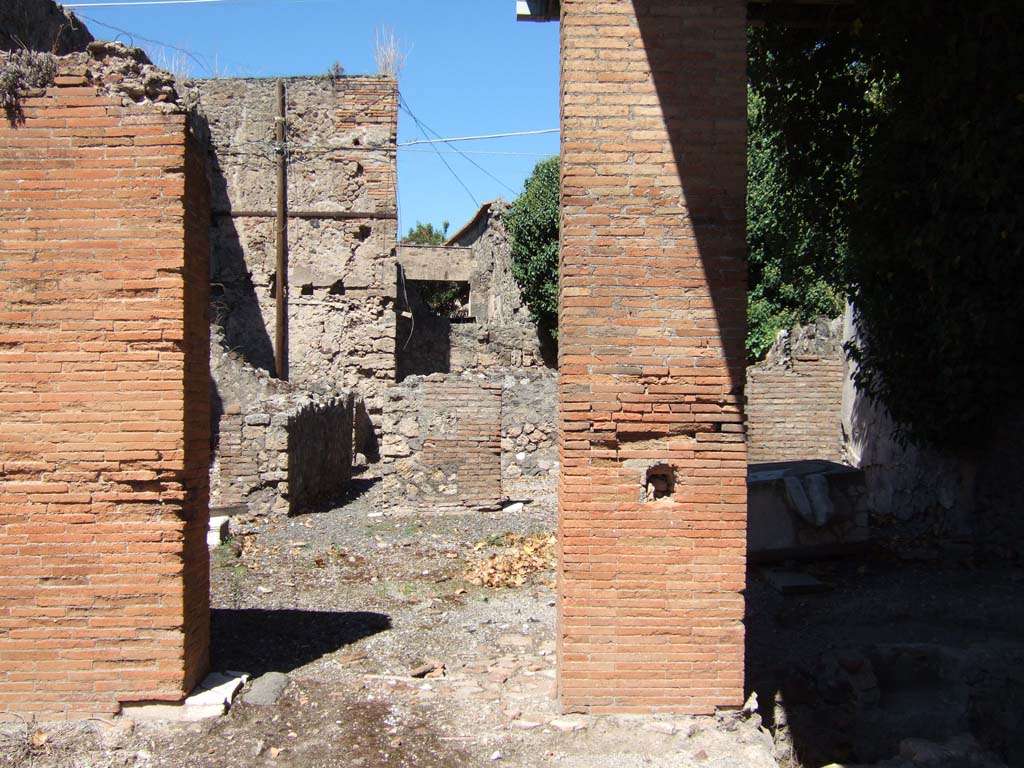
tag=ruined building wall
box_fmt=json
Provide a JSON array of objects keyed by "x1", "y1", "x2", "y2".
[
  {"x1": 746, "y1": 317, "x2": 845, "y2": 463},
  {"x1": 0, "y1": 59, "x2": 210, "y2": 716},
  {"x1": 198, "y1": 76, "x2": 397, "y2": 447},
  {"x1": 501, "y1": 368, "x2": 558, "y2": 479},
  {"x1": 449, "y1": 200, "x2": 535, "y2": 327},
  {"x1": 558, "y1": 0, "x2": 748, "y2": 713},
  {"x1": 396, "y1": 201, "x2": 552, "y2": 380},
  {"x1": 210, "y1": 332, "x2": 353, "y2": 518},
  {"x1": 381, "y1": 375, "x2": 502, "y2": 512},
  {"x1": 0, "y1": 0, "x2": 93, "y2": 54}
]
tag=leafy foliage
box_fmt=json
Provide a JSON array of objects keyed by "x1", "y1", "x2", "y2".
[
  {"x1": 400, "y1": 221, "x2": 467, "y2": 317},
  {"x1": 753, "y1": 2, "x2": 1024, "y2": 447},
  {"x1": 402, "y1": 221, "x2": 448, "y2": 246},
  {"x1": 1, "y1": 50, "x2": 56, "y2": 118},
  {"x1": 505, "y1": 156, "x2": 560, "y2": 338},
  {"x1": 845, "y1": 0, "x2": 1024, "y2": 447},
  {"x1": 745, "y1": 26, "x2": 885, "y2": 360}
]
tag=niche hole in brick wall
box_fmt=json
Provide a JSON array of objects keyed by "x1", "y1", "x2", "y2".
[
  {"x1": 300, "y1": 284, "x2": 314, "y2": 296},
  {"x1": 329, "y1": 280, "x2": 345, "y2": 295},
  {"x1": 353, "y1": 137, "x2": 361, "y2": 146},
  {"x1": 354, "y1": 162, "x2": 364, "y2": 177},
  {"x1": 356, "y1": 225, "x2": 372, "y2": 242},
  {"x1": 645, "y1": 465, "x2": 675, "y2": 502}
]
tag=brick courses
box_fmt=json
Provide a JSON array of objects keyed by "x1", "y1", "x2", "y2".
[
  {"x1": 558, "y1": 0, "x2": 748, "y2": 713},
  {"x1": 381, "y1": 375, "x2": 502, "y2": 511},
  {"x1": 747, "y1": 358, "x2": 845, "y2": 463},
  {"x1": 0, "y1": 68, "x2": 210, "y2": 716}
]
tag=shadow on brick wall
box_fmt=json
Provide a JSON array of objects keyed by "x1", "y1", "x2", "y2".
[
  {"x1": 211, "y1": 609, "x2": 390, "y2": 677},
  {"x1": 633, "y1": 0, "x2": 748, "y2": 402}
]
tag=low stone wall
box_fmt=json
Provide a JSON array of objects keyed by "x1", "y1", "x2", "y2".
[
  {"x1": 746, "y1": 317, "x2": 845, "y2": 463},
  {"x1": 381, "y1": 374, "x2": 502, "y2": 511},
  {"x1": 500, "y1": 367, "x2": 558, "y2": 479},
  {"x1": 211, "y1": 333, "x2": 352, "y2": 517}
]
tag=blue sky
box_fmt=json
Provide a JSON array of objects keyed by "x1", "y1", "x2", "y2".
[{"x1": 64, "y1": 0, "x2": 561, "y2": 236}]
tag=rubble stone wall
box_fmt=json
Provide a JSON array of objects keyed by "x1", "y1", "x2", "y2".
[
  {"x1": 198, "y1": 76, "x2": 397, "y2": 446},
  {"x1": 501, "y1": 368, "x2": 558, "y2": 479},
  {"x1": 396, "y1": 200, "x2": 551, "y2": 381},
  {"x1": 381, "y1": 375, "x2": 502, "y2": 511},
  {"x1": 0, "y1": 65, "x2": 210, "y2": 716},
  {"x1": 210, "y1": 334, "x2": 353, "y2": 517},
  {"x1": 841, "y1": 309, "x2": 1024, "y2": 556},
  {"x1": 746, "y1": 317, "x2": 845, "y2": 463},
  {"x1": 558, "y1": 0, "x2": 748, "y2": 713},
  {"x1": 0, "y1": 0, "x2": 93, "y2": 54}
]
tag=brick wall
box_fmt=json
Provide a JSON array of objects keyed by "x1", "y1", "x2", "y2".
[
  {"x1": 747, "y1": 319, "x2": 845, "y2": 463},
  {"x1": 558, "y1": 0, "x2": 748, "y2": 713},
  {"x1": 0, "y1": 67, "x2": 209, "y2": 716},
  {"x1": 381, "y1": 375, "x2": 502, "y2": 511}
]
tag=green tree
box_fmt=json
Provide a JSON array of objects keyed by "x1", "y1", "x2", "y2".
[
  {"x1": 402, "y1": 220, "x2": 448, "y2": 246},
  {"x1": 845, "y1": 0, "x2": 1024, "y2": 448},
  {"x1": 401, "y1": 220, "x2": 467, "y2": 317},
  {"x1": 745, "y1": 25, "x2": 885, "y2": 360},
  {"x1": 505, "y1": 156, "x2": 560, "y2": 338},
  {"x1": 751, "y1": 2, "x2": 1024, "y2": 449}
]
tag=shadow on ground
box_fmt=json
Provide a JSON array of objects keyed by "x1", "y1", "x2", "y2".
[
  {"x1": 211, "y1": 608, "x2": 391, "y2": 677},
  {"x1": 744, "y1": 556, "x2": 1024, "y2": 767},
  {"x1": 292, "y1": 476, "x2": 381, "y2": 516}
]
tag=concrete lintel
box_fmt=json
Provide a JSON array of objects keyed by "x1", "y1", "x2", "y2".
[{"x1": 396, "y1": 245, "x2": 475, "y2": 282}]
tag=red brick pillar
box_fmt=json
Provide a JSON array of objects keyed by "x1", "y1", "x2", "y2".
[
  {"x1": 558, "y1": 0, "x2": 748, "y2": 713},
  {"x1": 0, "y1": 69, "x2": 210, "y2": 717}
]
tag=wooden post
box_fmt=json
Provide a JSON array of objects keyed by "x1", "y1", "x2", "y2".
[{"x1": 275, "y1": 80, "x2": 289, "y2": 381}]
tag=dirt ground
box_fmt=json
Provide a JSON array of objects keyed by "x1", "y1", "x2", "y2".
[{"x1": 4, "y1": 473, "x2": 1022, "y2": 768}]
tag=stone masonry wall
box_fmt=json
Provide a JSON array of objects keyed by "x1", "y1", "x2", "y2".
[
  {"x1": 210, "y1": 331, "x2": 353, "y2": 518},
  {"x1": 558, "y1": 0, "x2": 748, "y2": 713},
  {"x1": 0, "y1": 58, "x2": 210, "y2": 716},
  {"x1": 198, "y1": 76, "x2": 397, "y2": 447},
  {"x1": 501, "y1": 367, "x2": 558, "y2": 480},
  {"x1": 396, "y1": 201, "x2": 550, "y2": 380},
  {"x1": 0, "y1": 0, "x2": 94, "y2": 54},
  {"x1": 381, "y1": 375, "x2": 502, "y2": 512},
  {"x1": 746, "y1": 317, "x2": 845, "y2": 463}
]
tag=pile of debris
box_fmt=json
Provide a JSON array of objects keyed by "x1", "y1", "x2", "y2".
[{"x1": 464, "y1": 532, "x2": 556, "y2": 588}]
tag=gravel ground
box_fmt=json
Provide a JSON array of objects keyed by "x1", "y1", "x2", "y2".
[
  {"x1": 2, "y1": 474, "x2": 776, "y2": 768},
  {"x1": 9, "y1": 471, "x2": 1020, "y2": 768}
]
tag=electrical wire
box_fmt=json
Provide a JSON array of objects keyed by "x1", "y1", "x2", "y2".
[
  {"x1": 398, "y1": 128, "x2": 559, "y2": 147},
  {"x1": 73, "y1": 11, "x2": 214, "y2": 74},
  {"x1": 399, "y1": 148, "x2": 551, "y2": 158},
  {"x1": 65, "y1": 0, "x2": 223, "y2": 6},
  {"x1": 398, "y1": 94, "x2": 478, "y2": 208},
  {"x1": 399, "y1": 95, "x2": 519, "y2": 196}
]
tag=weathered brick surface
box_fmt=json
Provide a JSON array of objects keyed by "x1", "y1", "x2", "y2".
[
  {"x1": 558, "y1": 0, "x2": 748, "y2": 713},
  {"x1": 381, "y1": 375, "x2": 502, "y2": 511},
  {"x1": 0, "y1": 73, "x2": 210, "y2": 716},
  {"x1": 746, "y1": 317, "x2": 844, "y2": 463}
]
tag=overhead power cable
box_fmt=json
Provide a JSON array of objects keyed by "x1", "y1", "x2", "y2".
[
  {"x1": 399, "y1": 95, "x2": 478, "y2": 208},
  {"x1": 399, "y1": 148, "x2": 551, "y2": 157},
  {"x1": 73, "y1": 11, "x2": 213, "y2": 74},
  {"x1": 398, "y1": 128, "x2": 558, "y2": 147},
  {"x1": 399, "y1": 95, "x2": 522, "y2": 196},
  {"x1": 65, "y1": 0, "x2": 223, "y2": 6}
]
